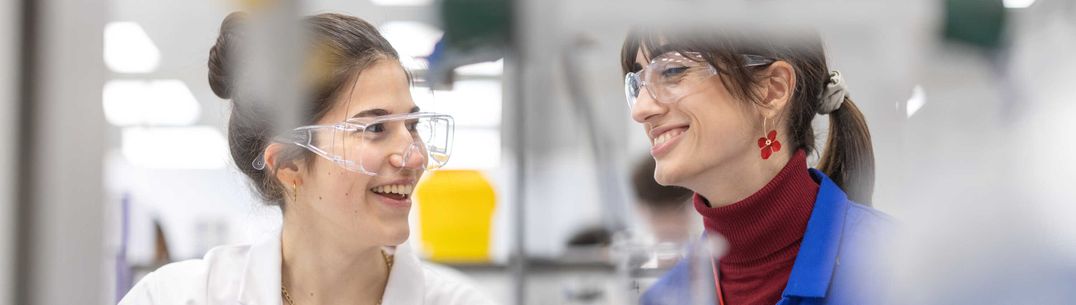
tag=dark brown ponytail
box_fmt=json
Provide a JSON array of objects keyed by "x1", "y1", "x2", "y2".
[{"x1": 817, "y1": 96, "x2": 875, "y2": 204}]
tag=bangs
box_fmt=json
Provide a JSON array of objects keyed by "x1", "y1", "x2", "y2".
[
  {"x1": 621, "y1": 27, "x2": 751, "y2": 75},
  {"x1": 618, "y1": 26, "x2": 790, "y2": 104}
]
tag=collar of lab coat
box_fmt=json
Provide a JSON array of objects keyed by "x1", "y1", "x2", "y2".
[
  {"x1": 236, "y1": 227, "x2": 426, "y2": 305},
  {"x1": 780, "y1": 168, "x2": 851, "y2": 298}
]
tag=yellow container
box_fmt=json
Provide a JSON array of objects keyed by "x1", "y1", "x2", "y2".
[{"x1": 415, "y1": 170, "x2": 496, "y2": 263}]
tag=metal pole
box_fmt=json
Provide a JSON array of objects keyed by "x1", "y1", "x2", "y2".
[
  {"x1": 16, "y1": 0, "x2": 107, "y2": 303},
  {"x1": 505, "y1": 27, "x2": 529, "y2": 305}
]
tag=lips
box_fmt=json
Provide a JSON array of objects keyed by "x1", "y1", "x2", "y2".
[
  {"x1": 648, "y1": 125, "x2": 689, "y2": 157},
  {"x1": 652, "y1": 127, "x2": 687, "y2": 147},
  {"x1": 369, "y1": 180, "x2": 415, "y2": 202}
]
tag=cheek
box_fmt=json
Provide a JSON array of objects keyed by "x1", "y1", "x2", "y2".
[
  {"x1": 683, "y1": 95, "x2": 755, "y2": 150},
  {"x1": 653, "y1": 91, "x2": 755, "y2": 186},
  {"x1": 318, "y1": 173, "x2": 380, "y2": 232},
  {"x1": 338, "y1": 174, "x2": 373, "y2": 206},
  {"x1": 311, "y1": 161, "x2": 372, "y2": 208},
  {"x1": 697, "y1": 112, "x2": 751, "y2": 148}
]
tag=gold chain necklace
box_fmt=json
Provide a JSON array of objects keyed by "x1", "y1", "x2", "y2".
[{"x1": 282, "y1": 250, "x2": 394, "y2": 305}]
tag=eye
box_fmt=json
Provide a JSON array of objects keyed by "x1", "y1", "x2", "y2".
[
  {"x1": 366, "y1": 123, "x2": 385, "y2": 133},
  {"x1": 406, "y1": 120, "x2": 420, "y2": 132},
  {"x1": 661, "y1": 66, "x2": 689, "y2": 78}
]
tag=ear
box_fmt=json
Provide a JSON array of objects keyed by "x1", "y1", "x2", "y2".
[
  {"x1": 264, "y1": 143, "x2": 304, "y2": 188},
  {"x1": 756, "y1": 60, "x2": 796, "y2": 119}
]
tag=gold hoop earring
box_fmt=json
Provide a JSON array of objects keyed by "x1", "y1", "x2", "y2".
[{"x1": 292, "y1": 181, "x2": 299, "y2": 204}]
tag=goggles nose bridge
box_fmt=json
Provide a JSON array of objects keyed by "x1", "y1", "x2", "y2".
[{"x1": 391, "y1": 141, "x2": 426, "y2": 170}]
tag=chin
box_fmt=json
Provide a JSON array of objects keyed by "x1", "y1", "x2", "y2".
[
  {"x1": 384, "y1": 225, "x2": 410, "y2": 246},
  {"x1": 654, "y1": 159, "x2": 687, "y2": 187}
]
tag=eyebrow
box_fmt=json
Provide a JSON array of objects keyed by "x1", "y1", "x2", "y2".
[{"x1": 350, "y1": 106, "x2": 421, "y2": 118}]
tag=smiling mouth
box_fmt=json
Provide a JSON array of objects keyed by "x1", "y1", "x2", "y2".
[
  {"x1": 370, "y1": 184, "x2": 414, "y2": 201},
  {"x1": 652, "y1": 127, "x2": 688, "y2": 147}
]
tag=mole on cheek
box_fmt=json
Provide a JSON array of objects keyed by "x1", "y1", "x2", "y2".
[{"x1": 318, "y1": 196, "x2": 322, "y2": 200}]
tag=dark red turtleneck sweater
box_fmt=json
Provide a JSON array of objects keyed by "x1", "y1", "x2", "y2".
[{"x1": 693, "y1": 149, "x2": 819, "y2": 305}]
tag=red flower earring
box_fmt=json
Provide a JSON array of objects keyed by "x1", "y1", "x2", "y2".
[{"x1": 758, "y1": 118, "x2": 782, "y2": 160}]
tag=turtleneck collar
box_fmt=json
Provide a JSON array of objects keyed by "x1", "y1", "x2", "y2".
[{"x1": 693, "y1": 149, "x2": 819, "y2": 264}]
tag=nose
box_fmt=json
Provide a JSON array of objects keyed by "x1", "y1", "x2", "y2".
[
  {"x1": 630, "y1": 86, "x2": 666, "y2": 124},
  {"x1": 389, "y1": 142, "x2": 426, "y2": 170}
]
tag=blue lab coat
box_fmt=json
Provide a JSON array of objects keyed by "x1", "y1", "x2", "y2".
[{"x1": 641, "y1": 169, "x2": 895, "y2": 305}]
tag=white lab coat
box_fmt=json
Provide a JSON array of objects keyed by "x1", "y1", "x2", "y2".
[{"x1": 118, "y1": 228, "x2": 494, "y2": 305}]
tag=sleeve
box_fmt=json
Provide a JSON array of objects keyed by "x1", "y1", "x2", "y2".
[
  {"x1": 116, "y1": 260, "x2": 209, "y2": 305},
  {"x1": 118, "y1": 271, "x2": 160, "y2": 305}
]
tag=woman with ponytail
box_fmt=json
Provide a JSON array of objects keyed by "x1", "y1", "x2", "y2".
[{"x1": 621, "y1": 28, "x2": 893, "y2": 305}]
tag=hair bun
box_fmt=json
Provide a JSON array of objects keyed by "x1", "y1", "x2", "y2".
[{"x1": 208, "y1": 12, "x2": 248, "y2": 100}]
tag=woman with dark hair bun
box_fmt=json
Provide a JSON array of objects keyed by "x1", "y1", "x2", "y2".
[{"x1": 119, "y1": 12, "x2": 493, "y2": 305}]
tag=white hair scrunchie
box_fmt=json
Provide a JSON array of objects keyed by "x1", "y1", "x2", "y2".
[{"x1": 818, "y1": 70, "x2": 847, "y2": 115}]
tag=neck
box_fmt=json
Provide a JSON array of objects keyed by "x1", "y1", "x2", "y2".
[
  {"x1": 281, "y1": 212, "x2": 389, "y2": 305},
  {"x1": 691, "y1": 149, "x2": 792, "y2": 207}
]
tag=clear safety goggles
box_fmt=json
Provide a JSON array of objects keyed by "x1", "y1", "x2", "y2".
[
  {"x1": 624, "y1": 52, "x2": 774, "y2": 109},
  {"x1": 253, "y1": 112, "x2": 454, "y2": 176}
]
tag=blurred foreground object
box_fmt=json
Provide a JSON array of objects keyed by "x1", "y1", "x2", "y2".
[{"x1": 415, "y1": 169, "x2": 497, "y2": 263}]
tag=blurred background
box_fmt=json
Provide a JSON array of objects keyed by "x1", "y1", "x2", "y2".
[{"x1": 1, "y1": 0, "x2": 1075, "y2": 304}]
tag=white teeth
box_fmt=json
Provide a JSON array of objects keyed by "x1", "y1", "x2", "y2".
[
  {"x1": 652, "y1": 129, "x2": 684, "y2": 147},
  {"x1": 372, "y1": 184, "x2": 414, "y2": 196}
]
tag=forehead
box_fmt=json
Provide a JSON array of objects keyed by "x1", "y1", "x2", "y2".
[{"x1": 323, "y1": 59, "x2": 414, "y2": 122}]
